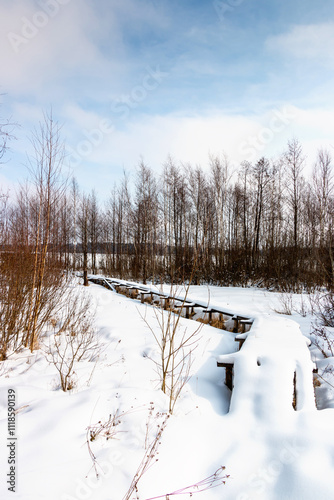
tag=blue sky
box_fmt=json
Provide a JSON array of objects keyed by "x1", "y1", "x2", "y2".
[{"x1": 1, "y1": 0, "x2": 334, "y2": 198}]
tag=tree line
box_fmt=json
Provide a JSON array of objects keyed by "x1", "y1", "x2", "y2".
[
  {"x1": 1, "y1": 114, "x2": 334, "y2": 300},
  {"x1": 103, "y1": 140, "x2": 334, "y2": 290}
]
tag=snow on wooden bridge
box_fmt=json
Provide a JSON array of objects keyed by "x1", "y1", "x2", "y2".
[
  {"x1": 218, "y1": 316, "x2": 317, "y2": 419},
  {"x1": 88, "y1": 275, "x2": 318, "y2": 414}
]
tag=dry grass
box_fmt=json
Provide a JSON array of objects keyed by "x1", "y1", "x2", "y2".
[
  {"x1": 196, "y1": 317, "x2": 210, "y2": 324},
  {"x1": 313, "y1": 375, "x2": 321, "y2": 388},
  {"x1": 196, "y1": 317, "x2": 226, "y2": 330},
  {"x1": 46, "y1": 289, "x2": 99, "y2": 391}
]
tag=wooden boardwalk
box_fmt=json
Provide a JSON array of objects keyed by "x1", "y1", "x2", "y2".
[
  {"x1": 88, "y1": 275, "x2": 252, "y2": 332},
  {"x1": 88, "y1": 275, "x2": 318, "y2": 412}
]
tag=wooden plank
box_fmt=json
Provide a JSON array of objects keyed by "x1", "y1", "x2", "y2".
[
  {"x1": 173, "y1": 303, "x2": 196, "y2": 319},
  {"x1": 240, "y1": 319, "x2": 253, "y2": 333},
  {"x1": 140, "y1": 291, "x2": 156, "y2": 304}
]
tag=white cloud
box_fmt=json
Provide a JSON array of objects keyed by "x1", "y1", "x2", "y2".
[
  {"x1": 63, "y1": 106, "x2": 300, "y2": 174},
  {"x1": 5, "y1": 101, "x2": 334, "y2": 198},
  {"x1": 64, "y1": 103, "x2": 334, "y2": 175},
  {"x1": 0, "y1": 0, "x2": 121, "y2": 98},
  {"x1": 2, "y1": 3, "x2": 334, "y2": 198},
  {"x1": 266, "y1": 22, "x2": 334, "y2": 65},
  {"x1": 66, "y1": 112, "x2": 256, "y2": 173}
]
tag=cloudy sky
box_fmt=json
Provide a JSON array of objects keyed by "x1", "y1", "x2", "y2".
[{"x1": 1, "y1": 0, "x2": 334, "y2": 197}]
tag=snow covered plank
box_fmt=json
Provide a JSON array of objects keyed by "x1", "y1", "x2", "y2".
[
  {"x1": 217, "y1": 316, "x2": 317, "y2": 418},
  {"x1": 173, "y1": 302, "x2": 196, "y2": 318}
]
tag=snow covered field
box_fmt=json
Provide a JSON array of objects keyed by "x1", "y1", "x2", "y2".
[{"x1": 1, "y1": 282, "x2": 334, "y2": 500}]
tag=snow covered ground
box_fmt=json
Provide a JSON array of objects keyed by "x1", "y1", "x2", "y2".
[{"x1": 1, "y1": 282, "x2": 334, "y2": 500}]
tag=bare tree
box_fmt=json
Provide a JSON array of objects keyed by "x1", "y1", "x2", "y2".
[
  {"x1": 46, "y1": 288, "x2": 98, "y2": 391},
  {"x1": 24, "y1": 110, "x2": 66, "y2": 351},
  {"x1": 209, "y1": 154, "x2": 232, "y2": 281},
  {"x1": 0, "y1": 111, "x2": 15, "y2": 164},
  {"x1": 88, "y1": 190, "x2": 100, "y2": 275},
  {"x1": 161, "y1": 159, "x2": 190, "y2": 281},
  {"x1": 312, "y1": 149, "x2": 333, "y2": 245},
  {"x1": 132, "y1": 161, "x2": 160, "y2": 283},
  {"x1": 78, "y1": 192, "x2": 90, "y2": 286},
  {"x1": 312, "y1": 149, "x2": 334, "y2": 285},
  {"x1": 283, "y1": 138, "x2": 305, "y2": 248},
  {"x1": 70, "y1": 177, "x2": 79, "y2": 271},
  {"x1": 141, "y1": 250, "x2": 203, "y2": 413}
]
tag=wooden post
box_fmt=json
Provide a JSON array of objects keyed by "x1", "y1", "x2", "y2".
[
  {"x1": 217, "y1": 361, "x2": 234, "y2": 390},
  {"x1": 226, "y1": 365, "x2": 233, "y2": 390},
  {"x1": 293, "y1": 371, "x2": 297, "y2": 410},
  {"x1": 235, "y1": 337, "x2": 245, "y2": 350}
]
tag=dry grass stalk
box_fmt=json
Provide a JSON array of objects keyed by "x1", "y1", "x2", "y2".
[
  {"x1": 145, "y1": 466, "x2": 230, "y2": 499},
  {"x1": 140, "y1": 286, "x2": 203, "y2": 414},
  {"x1": 122, "y1": 413, "x2": 170, "y2": 500},
  {"x1": 86, "y1": 409, "x2": 123, "y2": 478}
]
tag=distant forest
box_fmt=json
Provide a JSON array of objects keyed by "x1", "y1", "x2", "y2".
[{"x1": 1, "y1": 114, "x2": 334, "y2": 292}]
